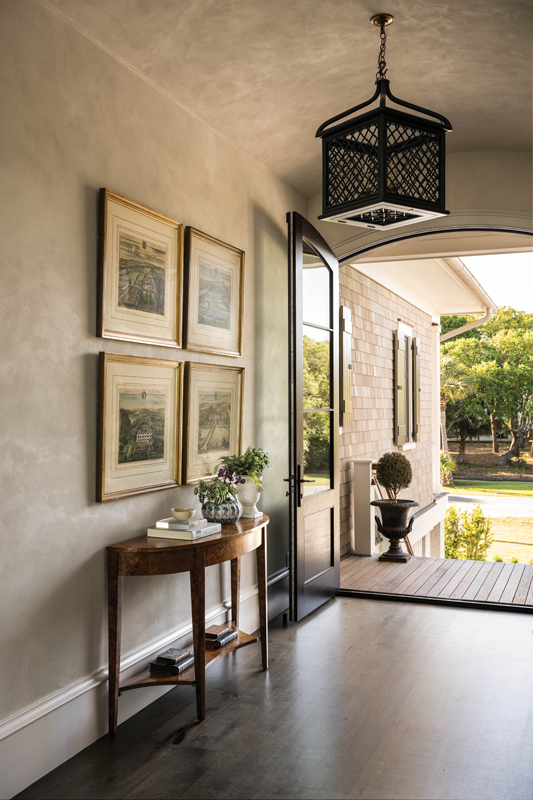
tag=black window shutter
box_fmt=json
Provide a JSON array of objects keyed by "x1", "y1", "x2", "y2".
[
  {"x1": 339, "y1": 306, "x2": 353, "y2": 427},
  {"x1": 412, "y1": 337, "x2": 421, "y2": 440},
  {"x1": 394, "y1": 331, "x2": 407, "y2": 445}
]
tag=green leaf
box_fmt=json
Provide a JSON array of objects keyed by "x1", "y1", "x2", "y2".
[{"x1": 248, "y1": 472, "x2": 264, "y2": 489}]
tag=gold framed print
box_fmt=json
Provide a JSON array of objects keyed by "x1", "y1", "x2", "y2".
[
  {"x1": 98, "y1": 189, "x2": 183, "y2": 347},
  {"x1": 183, "y1": 362, "x2": 244, "y2": 484},
  {"x1": 184, "y1": 227, "x2": 244, "y2": 357},
  {"x1": 97, "y1": 352, "x2": 182, "y2": 502}
]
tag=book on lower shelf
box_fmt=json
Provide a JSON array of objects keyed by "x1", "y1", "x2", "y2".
[
  {"x1": 147, "y1": 523, "x2": 221, "y2": 540},
  {"x1": 205, "y1": 624, "x2": 239, "y2": 649},
  {"x1": 205, "y1": 625, "x2": 233, "y2": 640},
  {"x1": 155, "y1": 648, "x2": 191, "y2": 665},
  {"x1": 149, "y1": 655, "x2": 195, "y2": 675}
]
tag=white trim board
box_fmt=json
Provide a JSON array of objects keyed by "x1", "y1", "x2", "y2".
[
  {"x1": 409, "y1": 493, "x2": 448, "y2": 547},
  {"x1": 0, "y1": 584, "x2": 260, "y2": 799}
]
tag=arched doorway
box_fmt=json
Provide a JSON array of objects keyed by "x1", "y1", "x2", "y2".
[{"x1": 338, "y1": 226, "x2": 533, "y2": 266}]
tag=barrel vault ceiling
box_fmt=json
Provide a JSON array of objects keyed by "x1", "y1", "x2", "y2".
[{"x1": 44, "y1": 0, "x2": 532, "y2": 199}]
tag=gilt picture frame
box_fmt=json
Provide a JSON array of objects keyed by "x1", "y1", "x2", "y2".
[
  {"x1": 184, "y1": 227, "x2": 244, "y2": 357},
  {"x1": 183, "y1": 362, "x2": 244, "y2": 484},
  {"x1": 98, "y1": 189, "x2": 184, "y2": 348},
  {"x1": 97, "y1": 352, "x2": 182, "y2": 502}
]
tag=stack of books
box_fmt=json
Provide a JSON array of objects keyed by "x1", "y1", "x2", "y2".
[
  {"x1": 147, "y1": 517, "x2": 222, "y2": 540},
  {"x1": 149, "y1": 647, "x2": 194, "y2": 675},
  {"x1": 205, "y1": 625, "x2": 239, "y2": 649}
]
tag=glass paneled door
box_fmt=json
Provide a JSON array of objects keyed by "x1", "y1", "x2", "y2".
[{"x1": 287, "y1": 212, "x2": 340, "y2": 622}]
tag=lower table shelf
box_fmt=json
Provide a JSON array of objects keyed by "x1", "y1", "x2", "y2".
[{"x1": 118, "y1": 630, "x2": 258, "y2": 691}]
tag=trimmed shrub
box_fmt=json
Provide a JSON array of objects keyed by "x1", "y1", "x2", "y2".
[
  {"x1": 444, "y1": 505, "x2": 493, "y2": 561},
  {"x1": 375, "y1": 452, "x2": 412, "y2": 500}
]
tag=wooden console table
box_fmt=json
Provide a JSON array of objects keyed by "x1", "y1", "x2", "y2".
[{"x1": 107, "y1": 515, "x2": 269, "y2": 734}]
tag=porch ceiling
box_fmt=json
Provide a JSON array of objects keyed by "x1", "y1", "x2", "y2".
[
  {"x1": 349, "y1": 257, "x2": 489, "y2": 317},
  {"x1": 45, "y1": 0, "x2": 532, "y2": 199}
]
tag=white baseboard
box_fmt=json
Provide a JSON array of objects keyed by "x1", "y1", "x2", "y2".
[{"x1": 0, "y1": 584, "x2": 260, "y2": 800}]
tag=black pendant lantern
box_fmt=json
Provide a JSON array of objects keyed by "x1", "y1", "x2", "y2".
[{"x1": 316, "y1": 14, "x2": 452, "y2": 230}]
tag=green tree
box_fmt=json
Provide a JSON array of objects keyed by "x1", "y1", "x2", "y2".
[
  {"x1": 476, "y1": 330, "x2": 533, "y2": 464},
  {"x1": 442, "y1": 308, "x2": 533, "y2": 462},
  {"x1": 483, "y1": 307, "x2": 533, "y2": 337},
  {"x1": 461, "y1": 507, "x2": 493, "y2": 560},
  {"x1": 442, "y1": 307, "x2": 533, "y2": 340},
  {"x1": 440, "y1": 353, "x2": 477, "y2": 455},
  {"x1": 303, "y1": 335, "x2": 330, "y2": 409},
  {"x1": 440, "y1": 314, "x2": 484, "y2": 340},
  {"x1": 483, "y1": 309, "x2": 533, "y2": 457},
  {"x1": 449, "y1": 401, "x2": 487, "y2": 464},
  {"x1": 444, "y1": 505, "x2": 461, "y2": 558},
  {"x1": 440, "y1": 451, "x2": 456, "y2": 487},
  {"x1": 303, "y1": 335, "x2": 331, "y2": 472},
  {"x1": 444, "y1": 506, "x2": 493, "y2": 561}
]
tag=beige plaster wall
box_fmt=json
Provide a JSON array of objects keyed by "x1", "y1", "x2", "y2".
[
  {"x1": 0, "y1": 0, "x2": 305, "y2": 724},
  {"x1": 339, "y1": 268, "x2": 435, "y2": 557},
  {"x1": 445, "y1": 151, "x2": 532, "y2": 214}
]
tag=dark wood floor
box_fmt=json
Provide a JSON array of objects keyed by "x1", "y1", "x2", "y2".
[
  {"x1": 16, "y1": 598, "x2": 533, "y2": 800},
  {"x1": 341, "y1": 555, "x2": 533, "y2": 611}
]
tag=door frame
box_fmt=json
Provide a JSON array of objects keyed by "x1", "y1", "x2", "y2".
[{"x1": 287, "y1": 211, "x2": 340, "y2": 622}]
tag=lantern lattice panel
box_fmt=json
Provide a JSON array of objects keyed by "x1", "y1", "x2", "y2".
[
  {"x1": 326, "y1": 124, "x2": 379, "y2": 208},
  {"x1": 316, "y1": 78, "x2": 450, "y2": 229},
  {"x1": 386, "y1": 122, "x2": 440, "y2": 203}
]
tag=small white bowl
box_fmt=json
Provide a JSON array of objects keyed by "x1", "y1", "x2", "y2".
[{"x1": 171, "y1": 508, "x2": 195, "y2": 522}]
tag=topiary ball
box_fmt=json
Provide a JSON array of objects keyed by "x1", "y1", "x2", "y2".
[{"x1": 375, "y1": 451, "x2": 412, "y2": 500}]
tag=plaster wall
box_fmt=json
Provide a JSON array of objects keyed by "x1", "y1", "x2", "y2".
[{"x1": 0, "y1": 1, "x2": 305, "y2": 791}]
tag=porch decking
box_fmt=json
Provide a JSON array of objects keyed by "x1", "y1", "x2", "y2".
[{"x1": 340, "y1": 554, "x2": 533, "y2": 612}]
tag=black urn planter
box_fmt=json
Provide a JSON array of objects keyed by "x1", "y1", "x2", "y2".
[{"x1": 370, "y1": 499, "x2": 419, "y2": 562}]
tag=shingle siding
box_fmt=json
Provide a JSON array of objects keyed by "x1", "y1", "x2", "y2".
[{"x1": 339, "y1": 267, "x2": 435, "y2": 557}]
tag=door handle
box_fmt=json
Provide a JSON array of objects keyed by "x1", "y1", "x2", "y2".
[
  {"x1": 287, "y1": 469, "x2": 316, "y2": 505},
  {"x1": 296, "y1": 465, "x2": 315, "y2": 507}
]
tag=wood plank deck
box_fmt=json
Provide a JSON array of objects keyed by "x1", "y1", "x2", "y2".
[{"x1": 340, "y1": 555, "x2": 533, "y2": 612}]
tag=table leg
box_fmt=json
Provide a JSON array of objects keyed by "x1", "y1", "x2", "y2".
[
  {"x1": 230, "y1": 556, "x2": 241, "y2": 630},
  {"x1": 256, "y1": 526, "x2": 268, "y2": 670},
  {"x1": 191, "y1": 565, "x2": 206, "y2": 721},
  {"x1": 107, "y1": 551, "x2": 123, "y2": 735}
]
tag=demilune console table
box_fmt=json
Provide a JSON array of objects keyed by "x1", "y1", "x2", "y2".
[{"x1": 106, "y1": 515, "x2": 269, "y2": 734}]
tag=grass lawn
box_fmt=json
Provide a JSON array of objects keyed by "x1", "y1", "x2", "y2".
[
  {"x1": 452, "y1": 480, "x2": 533, "y2": 498},
  {"x1": 486, "y1": 517, "x2": 533, "y2": 563},
  {"x1": 304, "y1": 472, "x2": 330, "y2": 486}
]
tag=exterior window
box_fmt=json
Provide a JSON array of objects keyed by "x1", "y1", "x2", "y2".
[{"x1": 394, "y1": 329, "x2": 421, "y2": 445}]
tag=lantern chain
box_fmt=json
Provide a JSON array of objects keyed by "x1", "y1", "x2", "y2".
[{"x1": 376, "y1": 23, "x2": 388, "y2": 81}]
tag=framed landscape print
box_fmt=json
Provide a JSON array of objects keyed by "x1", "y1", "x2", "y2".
[
  {"x1": 183, "y1": 363, "x2": 244, "y2": 484},
  {"x1": 97, "y1": 352, "x2": 182, "y2": 502},
  {"x1": 184, "y1": 228, "x2": 244, "y2": 357},
  {"x1": 98, "y1": 189, "x2": 183, "y2": 348}
]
